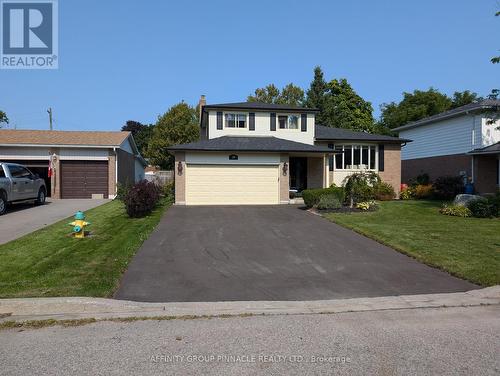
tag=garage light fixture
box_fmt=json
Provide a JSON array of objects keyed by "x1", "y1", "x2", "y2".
[
  {"x1": 283, "y1": 162, "x2": 288, "y2": 176},
  {"x1": 177, "y1": 161, "x2": 183, "y2": 175}
]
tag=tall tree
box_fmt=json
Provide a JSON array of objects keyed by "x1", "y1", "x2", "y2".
[
  {"x1": 378, "y1": 88, "x2": 453, "y2": 130},
  {"x1": 145, "y1": 102, "x2": 199, "y2": 169},
  {"x1": 492, "y1": 10, "x2": 500, "y2": 64},
  {"x1": 247, "y1": 83, "x2": 304, "y2": 106},
  {"x1": 321, "y1": 79, "x2": 375, "y2": 132},
  {"x1": 0, "y1": 111, "x2": 8, "y2": 128},
  {"x1": 305, "y1": 66, "x2": 328, "y2": 124},
  {"x1": 121, "y1": 120, "x2": 154, "y2": 155},
  {"x1": 451, "y1": 90, "x2": 480, "y2": 108}
]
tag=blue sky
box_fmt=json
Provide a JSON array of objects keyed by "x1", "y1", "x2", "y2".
[{"x1": 1, "y1": 0, "x2": 498, "y2": 131}]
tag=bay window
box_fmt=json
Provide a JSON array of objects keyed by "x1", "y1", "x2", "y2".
[{"x1": 333, "y1": 144, "x2": 377, "y2": 170}]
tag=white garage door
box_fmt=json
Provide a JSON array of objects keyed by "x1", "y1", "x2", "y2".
[{"x1": 186, "y1": 164, "x2": 279, "y2": 205}]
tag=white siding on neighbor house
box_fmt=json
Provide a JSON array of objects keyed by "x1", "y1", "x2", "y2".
[
  {"x1": 399, "y1": 115, "x2": 474, "y2": 160},
  {"x1": 0, "y1": 146, "x2": 50, "y2": 159},
  {"x1": 59, "y1": 148, "x2": 109, "y2": 160},
  {"x1": 185, "y1": 152, "x2": 280, "y2": 165},
  {"x1": 481, "y1": 117, "x2": 500, "y2": 147},
  {"x1": 207, "y1": 110, "x2": 315, "y2": 145}
]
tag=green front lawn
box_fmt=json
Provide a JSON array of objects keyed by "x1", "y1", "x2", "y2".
[
  {"x1": 0, "y1": 199, "x2": 170, "y2": 298},
  {"x1": 324, "y1": 200, "x2": 500, "y2": 286}
]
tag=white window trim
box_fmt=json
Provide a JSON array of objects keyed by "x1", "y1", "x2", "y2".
[
  {"x1": 333, "y1": 143, "x2": 378, "y2": 171},
  {"x1": 277, "y1": 113, "x2": 300, "y2": 130},
  {"x1": 224, "y1": 112, "x2": 247, "y2": 129}
]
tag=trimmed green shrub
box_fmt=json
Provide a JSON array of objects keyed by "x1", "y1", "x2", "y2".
[
  {"x1": 432, "y1": 176, "x2": 463, "y2": 200},
  {"x1": 374, "y1": 181, "x2": 396, "y2": 201},
  {"x1": 124, "y1": 180, "x2": 161, "y2": 218},
  {"x1": 162, "y1": 181, "x2": 175, "y2": 199},
  {"x1": 302, "y1": 186, "x2": 345, "y2": 208},
  {"x1": 409, "y1": 173, "x2": 430, "y2": 186},
  {"x1": 316, "y1": 194, "x2": 343, "y2": 210},
  {"x1": 467, "y1": 198, "x2": 494, "y2": 218},
  {"x1": 116, "y1": 182, "x2": 131, "y2": 201},
  {"x1": 439, "y1": 204, "x2": 472, "y2": 217}
]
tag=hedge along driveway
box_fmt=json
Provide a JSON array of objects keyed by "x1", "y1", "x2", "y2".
[
  {"x1": 0, "y1": 199, "x2": 171, "y2": 298},
  {"x1": 324, "y1": 200, "x2": 500, "y2": 286}
]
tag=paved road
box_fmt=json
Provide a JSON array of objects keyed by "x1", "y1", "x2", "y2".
[
  {"x1": 0, "y1": 198, "x2": 108, "y2": 245},
  {"x1": 115, "y1": 206, "x2": 476, "y2": 302},
  {"x1": 1, "y1": 305, "x2": 498, "y2": 375}
]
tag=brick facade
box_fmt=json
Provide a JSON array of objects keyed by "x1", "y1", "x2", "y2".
[
  {"x1": 49, "y1": 147, "x2": 61, "y2": 199},
  {"x1": 379, "y1": 143, "x2": 402, "y2": 196},
  {"x1": 474, "y1": 155, "x2": 499, "y2": 194},
  {"x1": 280, "y1": 154, "x2": 290, "y2": 203},
  {"x1": 174, "y1": 152, "x2": 186, "y2": 204},
  {"x1": 401, "y1": 154, "x2": 472, "y2": 184},
  {"x1": 108, "y1": 151, "x2": 117, "y2": 198}
]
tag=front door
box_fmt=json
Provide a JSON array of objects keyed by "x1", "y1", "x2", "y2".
[{"x1": 289, "y1": 157, "x2": 307, "y2": 192}]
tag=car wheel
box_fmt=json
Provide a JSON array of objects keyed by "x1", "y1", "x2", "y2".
[
  {"x1": 35, "y1": 188, "x2": 46, "y2": 205},
  {"x1": 0, "y1": 194, "x2": 7, "y2": 215}
]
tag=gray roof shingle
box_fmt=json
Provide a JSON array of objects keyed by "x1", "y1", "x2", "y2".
[
  {"x1": 203, "y1": 102, "x2": 318, "y2": 113},
  {"x1": 393, "y1": 99, "x2": 500, "y2": 132},
  {"x1": 467, "y1": 141, "x2": 500, "y2": 155},
  {"x1": 167, "y1": 136, "x2": 333, "y2": 153},
  {"x1": 315, "y1": 125, "x2": 410, "y2": 143}
]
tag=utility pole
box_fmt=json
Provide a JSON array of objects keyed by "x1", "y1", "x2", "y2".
[{"x1": 47, "y1": 107, "x2": 53, "y2": 130}]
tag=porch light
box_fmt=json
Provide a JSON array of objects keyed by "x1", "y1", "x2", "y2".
[
  {"x1": 177, "y1": 161, "x2": 183, "y2": 175},
  {"x1": 283, "y1": 162, "x2": 288, "y2": 176}
]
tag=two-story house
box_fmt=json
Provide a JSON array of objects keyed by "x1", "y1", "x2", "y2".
[
  {"x1": 168, "y1": 96, "x2": 408, "y2": 205},
  {"x1": 394, "y1": 99, "x2": 500, "y2": 194}
]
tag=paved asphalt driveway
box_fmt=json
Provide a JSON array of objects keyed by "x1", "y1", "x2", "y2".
[
  {"x1": 115, "y1": 206, "x2": 476, "y2": 302},
  {"x1": 0, "y1": 198, "x2": 109, "y2": 245}
]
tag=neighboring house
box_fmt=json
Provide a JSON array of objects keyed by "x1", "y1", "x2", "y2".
[
  {"x1": 394, "y1": 100, "x2": 500, "y2": 194},
  {"x1": 0, "y1": 129, "x2": 147, "y2": 199},
  {"x1": 167, "y1": 96, "x2": 408, "y2": 205}
]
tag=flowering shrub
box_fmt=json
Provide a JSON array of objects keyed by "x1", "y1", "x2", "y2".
[
  {"x1": 414, "y1": 184, "x2": 434, "y2": 199},
  {"x1": 400, "y1": 187, "x2": 415, "y2": 200},
  {"x1": 439, "y1": 204, "x2": 472, "y2": 217},
  {"x1": 356, "y1": 201, "x2": 378, "y2": 211}
]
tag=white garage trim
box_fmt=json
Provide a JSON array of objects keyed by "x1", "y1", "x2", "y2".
[{"x1": 186, "y1": 164, "x2": 279, "y2": 205}]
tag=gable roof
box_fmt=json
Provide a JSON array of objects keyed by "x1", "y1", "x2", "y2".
[
  {"x1": 315, "y1": 125, "x2": 410, "y2": 143},
  {"x1": 203, "y1": 102, "x2": 319, "y2": 113},
  {"x1": 168, "y1": 136, "x2": 333, "y2": 153},
  {"x1": 467, "y1": 142, "x2": 500, "y2": 155},
  {"x1": 0, "y1": 129, "x2": 131, "y2": 147},
  {"x1": 393, "y1": 99, "x2": 500, "y2": 132}
]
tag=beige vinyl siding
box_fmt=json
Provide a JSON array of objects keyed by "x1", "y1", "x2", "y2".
[{"x1": 185, "y1": 164, "x2": 279, "y2": 205}]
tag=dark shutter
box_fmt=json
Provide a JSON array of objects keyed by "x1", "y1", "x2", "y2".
[
  {"x1": 217, "y1": 111, "x2": 223, "y2": 130},
  {"x1": 378, "y1": 144, "x2": 385, "y2": 171},
  {"x1": 249, "y1": 112, "x2": 255, "y2": 131},
  {"x1": 328, "y1": 144, "x2": 334, "y2": 171},
  {"x1": 301, "y1": 113, "x2": 307, "y2": 132},
  {"x1": 270, "y1": 113, "x2": 276, "y2": 131}
]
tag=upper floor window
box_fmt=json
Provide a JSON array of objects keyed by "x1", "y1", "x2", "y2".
[
  {"x1": 334, "y1": 144, "x2": 377, "y2": 170},
  {"x1": 225, "y1": 113, "x2": 246, "y2": 128},
  {"x1": 278, "y1": 115, "x2": 299, "y2": 130}
]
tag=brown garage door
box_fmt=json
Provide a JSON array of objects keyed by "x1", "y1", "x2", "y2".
[{"x1": 60, "y1": 161, "x2": 109, "y2": 199}]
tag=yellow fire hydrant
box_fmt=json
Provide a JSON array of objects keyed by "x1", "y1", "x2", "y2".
[{"x1": 69, "y1": 211, "x2": 90, "y2": 238}]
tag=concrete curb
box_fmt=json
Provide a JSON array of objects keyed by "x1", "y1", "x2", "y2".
[{"x1": 1, "y1": 286, "x2": 499, "y2": 323}]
